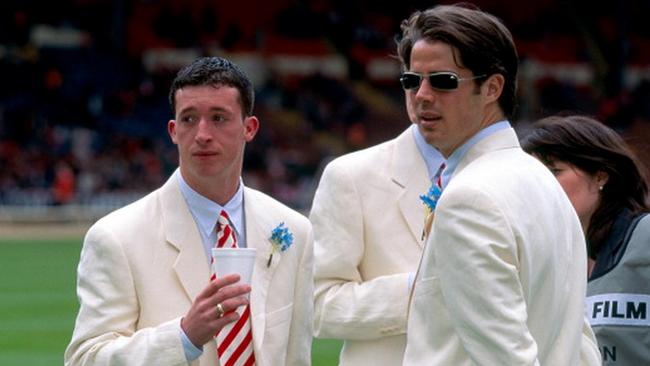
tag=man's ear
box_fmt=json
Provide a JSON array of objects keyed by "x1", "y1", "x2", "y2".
[
  {"x1": 243, "y1": 116, "x2": 259, "y2": 142},
  {"x1": 168, "y1": 120, "x2": 178, "y2": 144},
  {"x1": 483, "y1": 73, "x2": 504, "y2": 103}
]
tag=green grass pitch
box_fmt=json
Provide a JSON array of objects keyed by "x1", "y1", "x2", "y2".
[{"x1": 0, "y1": 237, "x2": 341, "y2": 365}]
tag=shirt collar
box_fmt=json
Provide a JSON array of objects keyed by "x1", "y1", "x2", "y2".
[
  {"x1": 440, "y1": 120, "x2": 511, "y2": 189},
  {"x1": 411, "y1": 124, "x2": 446, "y2": 181},
  {"x1": 176, "y1": 170, "x2": 245, "y2": 240}
]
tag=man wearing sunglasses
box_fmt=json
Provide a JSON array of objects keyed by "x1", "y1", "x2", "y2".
[{"x1": 398, "y1": 4, "x2": 601, "y2": 365}]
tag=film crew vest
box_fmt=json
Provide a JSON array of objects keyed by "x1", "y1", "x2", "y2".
[{"x1": 585, "y1": 213, "x2": 650, "y2": 366}]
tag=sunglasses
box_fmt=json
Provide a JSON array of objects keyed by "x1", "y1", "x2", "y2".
[{"x1": 399, "y1": 71, "x2": 486, "y2": 91}]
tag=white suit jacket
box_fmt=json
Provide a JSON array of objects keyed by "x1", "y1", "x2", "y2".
[
  {"x1": 403, "y1": 128, "x2": 601, "y2": 365},
  {"x1": 310, "y1": 127, "x2": 430, "y2": 365},
  {"x1": 64, "y1": 174, "x2": 314, "y2": 366}
]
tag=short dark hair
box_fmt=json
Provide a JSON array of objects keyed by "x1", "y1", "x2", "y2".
[
  {"x1": 521, "y1": 115, "x2": 650, "y2": 257},
  {"x1": 396, "y1": 4, "x2": 518, "y2": 117},
  {"x1": 168, "y1": 56, "x2": 255, "y2": 117}
]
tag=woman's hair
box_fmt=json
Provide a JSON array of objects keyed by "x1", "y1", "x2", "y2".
[{"x1": 521, "y1": 115, "x2": 649, "y2": 257}]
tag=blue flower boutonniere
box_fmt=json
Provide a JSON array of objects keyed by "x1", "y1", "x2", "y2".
[
  {"x1": 420, "y1": 184, "x2": 443, "y2": 240},
  {"x1": 420, "y1": 184, "x2": 442, "y2": 214},
  {"x1": 267, "y1": 223, "x2": 294, "y2": 267}
]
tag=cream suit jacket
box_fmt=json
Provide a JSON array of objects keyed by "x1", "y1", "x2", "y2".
[
  {"x1": 311, "y1": 127, "x2": 430, "y2": 365},
  {"x1": 64, "y1": 173, "x2": 314, "y2": 366},
  {"x1": 403, "y1": 128, "x2": 601, "y2": 366}
]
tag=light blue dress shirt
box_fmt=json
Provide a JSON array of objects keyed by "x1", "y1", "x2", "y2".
[
  {"x1": 175, "y1": 170, "x2": 247, "y2": 361},
  {"x1": 177, "y1": 171, "x2": 247, "y2": 256},
  {"x1": 411, "y1": 124, "x2": 446, "y2": 181}
]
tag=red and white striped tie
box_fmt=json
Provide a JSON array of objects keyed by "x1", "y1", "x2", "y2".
[{"x1": 211, "y1": 210, "x2": 256, "y2": 366}]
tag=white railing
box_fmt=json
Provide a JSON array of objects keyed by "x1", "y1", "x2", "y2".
[{"x1": 0, "y1": 191, "x2": 146, "y2": 223}]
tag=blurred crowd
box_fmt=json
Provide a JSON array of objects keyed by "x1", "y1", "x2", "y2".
[{"x1": 1, "y1": 0, "x2": 649, "y2": 212}]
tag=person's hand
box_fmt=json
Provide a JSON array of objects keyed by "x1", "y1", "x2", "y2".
[{"x1": 181, "y1": 273, "x2": 251, "y2": 346}]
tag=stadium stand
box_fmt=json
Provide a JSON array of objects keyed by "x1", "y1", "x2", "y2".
[{"x1": 1, "y1": 0, "x2": 649, "y2": 222}]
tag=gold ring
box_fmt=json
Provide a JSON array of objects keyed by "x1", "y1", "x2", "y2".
[{"x1": 216, "y1": 303, "x2": 225, "y2": 318}]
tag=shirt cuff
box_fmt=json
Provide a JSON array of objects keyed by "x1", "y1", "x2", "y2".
[{"x1": 180, "y1": 328, "x2": 203, "y2": 361}]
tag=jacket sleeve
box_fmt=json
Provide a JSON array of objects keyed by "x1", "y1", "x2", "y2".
[
  {"x1": 64, "y1": 224, "x2": 188, "y2": 366},
  {"x1": 310, "y1": 162, "x2": 410, "y2": 341},
  {"x1": 432, "y1": 186, "x2": 539, "y2": 365}
]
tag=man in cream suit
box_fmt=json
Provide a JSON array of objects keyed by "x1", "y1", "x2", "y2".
[
  {"x1": 65, "y1": 57, "x2": 313, "y2": 366},
  {"x1": 310, "y1": 72, "x2": 445, "y2": 365},
  {"x1": 397, "y1": 5, "x2": 601, "y2": 365}
]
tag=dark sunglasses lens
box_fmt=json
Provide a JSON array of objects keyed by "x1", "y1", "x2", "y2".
[
  {"x1": 429, "y1": 74, "x2": 458, "y2": 90},
  {"x1": 400, "y1": 74, "x2": 421, "y2": 90}
]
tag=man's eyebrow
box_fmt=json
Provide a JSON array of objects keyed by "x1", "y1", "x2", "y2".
[
  {"x1": 208, "y1": 107, "x2": 230, "y2": 113},
  {"x1": 177, "y1": 106, "x2": 196, "y2": 115},
  {"x1": 178, "y1": 106, "x2": 231, "y2": 115}
]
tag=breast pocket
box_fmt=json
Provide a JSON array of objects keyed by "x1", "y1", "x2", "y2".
[{"x1": 266, "y1": 302, "x2": 293, "y2": 329}]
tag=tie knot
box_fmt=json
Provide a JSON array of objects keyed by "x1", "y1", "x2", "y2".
[
  {"x1": 217, "y1": 209, "x2": 231, "y2": 228},
  {"x1": 216, "y1": 210, "x2": 237, "y2": 248}
]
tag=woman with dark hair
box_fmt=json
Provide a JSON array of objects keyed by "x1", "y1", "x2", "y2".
[{"x1": 521, "y1": 114, "x2": 650, "y2": 365}]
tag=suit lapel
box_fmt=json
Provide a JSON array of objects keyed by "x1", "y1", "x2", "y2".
[
  {"x1": 392, "y1": 128, "x2": 430, "y2": 246},
  {"x1": 160, "y1": 173, "x2": 210, "y2": 303},
  {"x1": 243, "y1": 188, "x2": 281, "y2": 353}
]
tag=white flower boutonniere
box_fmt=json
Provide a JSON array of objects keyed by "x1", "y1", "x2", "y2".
[{"x1": 267, "y1": 222, "x2": 294, "y2": 267}]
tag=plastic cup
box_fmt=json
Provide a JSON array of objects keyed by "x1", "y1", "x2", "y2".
[{"x1": 211, "y1": 247, "x2": 257, "y2": 285}]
